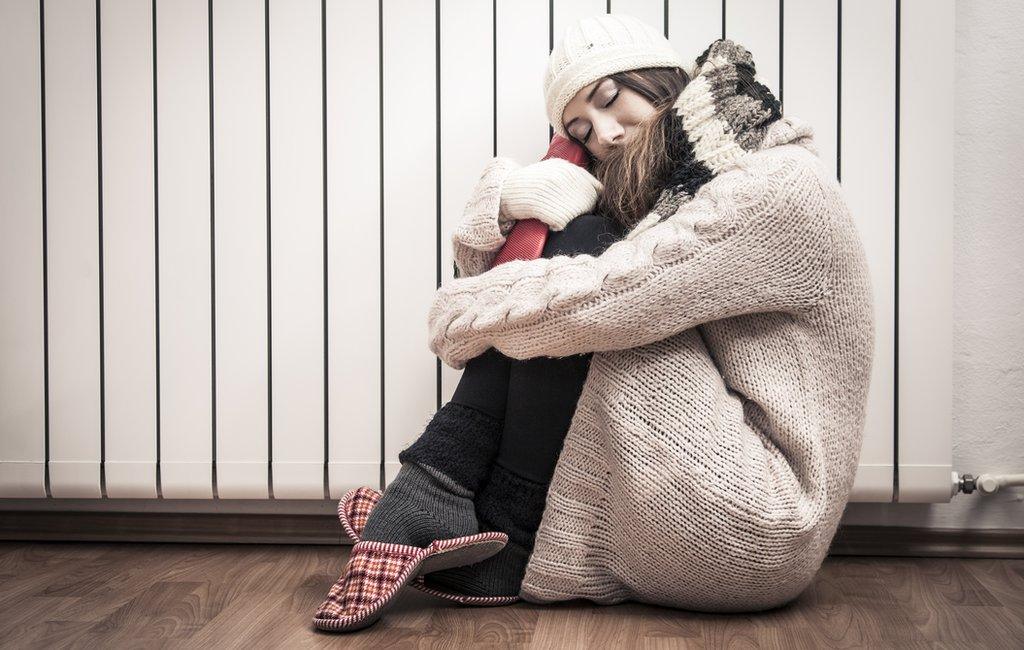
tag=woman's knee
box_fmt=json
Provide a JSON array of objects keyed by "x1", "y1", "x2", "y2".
[{"x1": 542, "y1": 213, "x2": 624, "y2": 258}]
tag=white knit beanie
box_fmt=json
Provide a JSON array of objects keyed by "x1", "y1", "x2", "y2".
[{"x1": 543, "y1": 13, "x2": 685, "y2": 140}]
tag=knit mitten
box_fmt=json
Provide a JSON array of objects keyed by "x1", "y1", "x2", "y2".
[
  {"x1": 423, "y1": 461, "x2": 549, "y2": 597},
  {"x1": 499, "y1": 158, "x2": 603, "y2": 231},
  {"x1": 360, "y1": 401, "x2": 504, "y2": 548}
]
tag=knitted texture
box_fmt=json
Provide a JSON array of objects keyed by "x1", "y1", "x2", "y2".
[
  {"x1": 450, "y1": 157, "x2": 520, "y2": 278},
  {"x1": 397, "y1": 401, "x2": 503, "y2": 495},
  {"x1": 424, "y1": 462, "x2": 549, "y2": 597},
  {"x1": 359, "y1": 461, "x2": 477, "y2": 547},
  {"x1": 429, "y1": 38, "x2": 875, "y2": 613},
  {"x1": 544, "y1": 13, "x2": 684, "y2": 139},
  {"x1": 474, "y1": 462, "x2": 551, "y2": 551},
  {"x1": 499, "y1": 158, "x2": 604, "y2": 232}
]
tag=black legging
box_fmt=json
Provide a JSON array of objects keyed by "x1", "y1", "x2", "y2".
[{"x1": 449, "y1": 213, "x2": 626, "y2": 485}]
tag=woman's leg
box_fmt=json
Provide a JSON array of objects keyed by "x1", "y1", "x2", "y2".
[
  {"x1": 360, "y1": 342, "x2": 512, "y2": 547},
  {"x1": 497, "y1": 212, "x2": 623, "y2": 483},
  {"x1": 427, "y1": 212, "x2": 626, "y2": 595},
  {"x1": 449, "y1": 347, "x2": 512, "y2": 422}
]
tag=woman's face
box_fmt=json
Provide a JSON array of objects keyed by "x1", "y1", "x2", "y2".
[{"x1": 563, "y1": 76, "x2": 657, "y2": 162}]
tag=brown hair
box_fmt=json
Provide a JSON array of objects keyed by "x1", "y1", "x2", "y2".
[{"x1": 565, "y1": 66, "x2": 690, "y2": 231}]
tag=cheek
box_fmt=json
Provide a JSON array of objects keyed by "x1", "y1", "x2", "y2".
[{"x1": 622, "y1": 94, "x2": 656, "y2": 124}]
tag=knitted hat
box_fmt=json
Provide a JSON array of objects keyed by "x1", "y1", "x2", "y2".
[{"x1": 543, "y1": 13, "x2": 685, "y2": 139}]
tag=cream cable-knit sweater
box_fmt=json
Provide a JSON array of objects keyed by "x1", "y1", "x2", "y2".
[{"x1": 430, "y1": 41, "x2": 875, "y2": 612}]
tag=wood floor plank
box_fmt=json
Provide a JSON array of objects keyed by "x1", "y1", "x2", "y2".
[
  {"x1": 795, "y1": 558, "x2": 927, "y2": 647},
  {"x1": 0, "y1": 545, "x2": 112, "y2": 613},
  {"x1": 0, "y1": 543, "x2": 84, "y2": 574},
  {"x1": 874, "y1": 557, "x2": 1023, "y2": 644},
  {"x1": 961, "y1": 558, "x2": 1024, "y2": 629},
  {"x1": 0, "y1": 543, "x2": 1022, "y2": 648},
  {"x1": 37, "y1": 546, "x2": 225, "y2": 627},
  {"x1": 0, "y1": 596, "x2": 77, "y2": 643}
]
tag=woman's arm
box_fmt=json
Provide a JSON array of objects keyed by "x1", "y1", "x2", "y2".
[
  {"x1": 450, "y1": 157, "x2": 521, "y2": 278},
  {"x1": 428, "y1": 151, "x2": 836, "y2": 369},
  {"x1": 451, "y1": 156, "x2": 602, "y2": 277}
]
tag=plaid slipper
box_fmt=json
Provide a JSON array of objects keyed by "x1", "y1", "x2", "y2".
[
  {"x1": 312, "y1": 532, "x2": 508, "y2": 632},
  {"x1": 337, "y1": 486, "x2": 522, "y2": 606}
]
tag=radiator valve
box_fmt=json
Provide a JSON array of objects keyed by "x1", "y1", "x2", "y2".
[{"x1": 954, "y1": 472, "x2": 1024, "y2": 495}]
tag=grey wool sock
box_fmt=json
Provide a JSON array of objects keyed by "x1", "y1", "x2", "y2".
[
  {"x1": 360, "y1": 400, "x2": 505, "y2": 547},
  {"x1": 423, "y1": 461, "x2": 549, "y2": 597},
  {"x1": 360, "y1": 461, "x2": 479, "y2": 548}
]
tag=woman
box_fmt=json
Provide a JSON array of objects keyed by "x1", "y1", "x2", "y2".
[
  {"x1": 430, "y1": 26, "x2": 876, "y2": 614},
  {"x1": 315, "y1": 12, "x2": 874, "y2": 630},
  {"x1": 352, "y1": 14, "x2": 690, "y2": 600}
]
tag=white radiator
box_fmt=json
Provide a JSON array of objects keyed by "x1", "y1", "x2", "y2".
[{"x1": 0, "y1": 0, "x2": 953, "y2": 503}]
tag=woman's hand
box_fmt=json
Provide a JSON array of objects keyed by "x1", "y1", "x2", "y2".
[{"x1": 499, "y1": 158, "x2": 604, "y2": 231}]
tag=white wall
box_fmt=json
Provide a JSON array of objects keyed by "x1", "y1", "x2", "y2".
[{"x1": 841, "y1": 0, "x2": 1024, "y2": 529}]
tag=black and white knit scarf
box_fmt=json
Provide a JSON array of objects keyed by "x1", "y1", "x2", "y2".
[{"x1": 646, "y1": 38, "x2": 784, "y2": 226}]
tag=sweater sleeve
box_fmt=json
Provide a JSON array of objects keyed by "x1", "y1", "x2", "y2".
[
  {"x1": 450, "y1": 157, "x2": 522, "y2": 278},
  {"x1": 428, "y1": 150, "x2": 836, "y2": 369}
]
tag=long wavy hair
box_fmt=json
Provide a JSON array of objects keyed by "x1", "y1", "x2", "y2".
[
  {"x1": 576, "y1": 60, "x2": 782, "y2": 231},
  {"x1": 565, "y1": 66, "x2": 690, "y2": 231}
]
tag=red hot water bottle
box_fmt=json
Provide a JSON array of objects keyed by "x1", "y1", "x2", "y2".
[{"x1": 489, "y1": 135, "x2": 591, "y2": 268}]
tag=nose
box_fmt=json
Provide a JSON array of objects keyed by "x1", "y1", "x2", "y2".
[{"x1": 593, "y1": 116, "x2": 625, "y2": 149}]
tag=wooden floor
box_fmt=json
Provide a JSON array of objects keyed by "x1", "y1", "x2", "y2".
[{"x1": 1, "y1": 542, "x2": 1022, "y2": 648}]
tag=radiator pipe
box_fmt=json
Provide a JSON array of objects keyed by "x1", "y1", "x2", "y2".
[{"x1": 953, "y1": 471, "x2": 1024, "y2": 496}]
